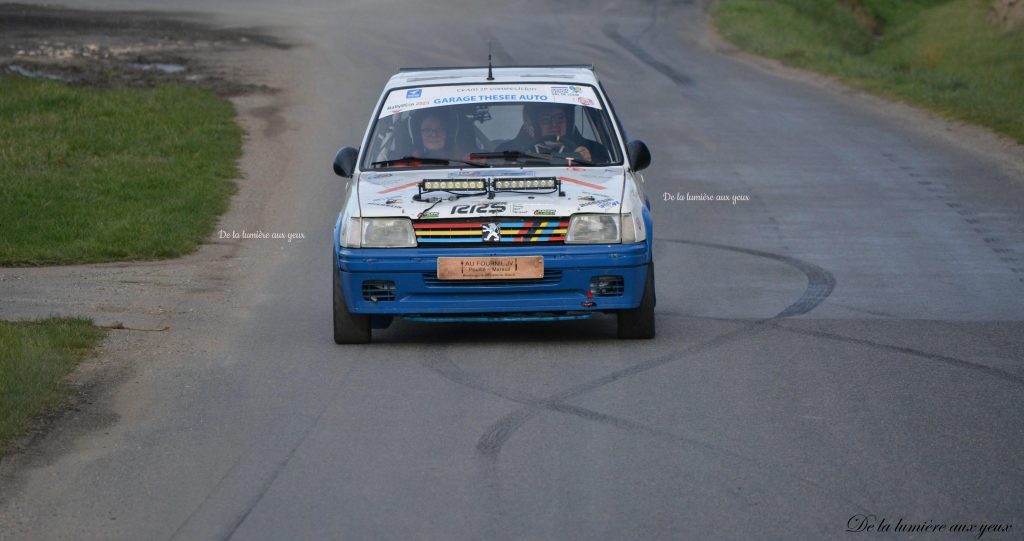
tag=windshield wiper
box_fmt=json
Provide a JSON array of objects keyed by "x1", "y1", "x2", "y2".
[
  {"x1": 468, "y1": 150, "x2": 553, "y2": 163},
  {"x1": 370, "y1": 156, "x2": 488, "y2": 168},
  {"x1": 470, "y1": 150, "x2": 596, "y2": 166}
]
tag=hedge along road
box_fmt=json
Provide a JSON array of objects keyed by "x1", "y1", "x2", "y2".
[{"x1": 2, "y1": 0, "x2": 1024, "y2": 539}]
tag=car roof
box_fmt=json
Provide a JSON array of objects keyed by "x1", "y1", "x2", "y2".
[{"x1": 385, "y1": 65, "x2": 600, "y2": 90}]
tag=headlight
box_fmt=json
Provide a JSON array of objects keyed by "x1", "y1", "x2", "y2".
[
  {"x1": 361, "y1": 218, "x2": 417, "y2": 247},
  {"x1": 566, "y1": 214, "x2": 620, "y2": 244}
]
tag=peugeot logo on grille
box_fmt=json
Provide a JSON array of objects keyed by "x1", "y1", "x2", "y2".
[{"x1": 482, "y1": 223, "x2": 501, "y2": 242}]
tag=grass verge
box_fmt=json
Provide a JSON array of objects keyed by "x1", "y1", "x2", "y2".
[
  {"x1": 0, "y1": 76, "x2": 242, "y2": 265},
  {"x1": 711, "y1": 0, "x2": 1024, "y2": 145},
  {"x1": 0, "y1": 318, "x2": 105, "y2": 455}
]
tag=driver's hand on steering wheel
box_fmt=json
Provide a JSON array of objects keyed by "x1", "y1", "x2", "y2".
[{"x1": 573, "y1": 146, "x2": 592, "y2": 162}]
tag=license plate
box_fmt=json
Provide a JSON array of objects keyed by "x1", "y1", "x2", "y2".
[{"x1": 437, "y1": 256, "x2": 544, "y2": 280}]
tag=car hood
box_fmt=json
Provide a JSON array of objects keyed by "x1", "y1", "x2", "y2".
[{"x1": 356, "y1": 167, "x2": 625, "y2": 220}]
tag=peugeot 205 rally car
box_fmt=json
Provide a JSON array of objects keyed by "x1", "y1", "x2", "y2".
[{"x1": 331, "y1": 64, "x2": 654, "y2": 343}]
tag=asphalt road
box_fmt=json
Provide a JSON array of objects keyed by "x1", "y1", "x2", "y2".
[{"x1": 2, "y1": 0, "x2": 1023, "y2": 539}]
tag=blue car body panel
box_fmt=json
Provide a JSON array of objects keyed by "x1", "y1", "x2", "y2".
[{"x1": 332, "y1": 207, "x2": 653, "y2": 318}]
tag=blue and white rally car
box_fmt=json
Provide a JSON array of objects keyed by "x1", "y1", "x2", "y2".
[{"x1": 331, "y1": 64, "x2": 654, "y2": 343}]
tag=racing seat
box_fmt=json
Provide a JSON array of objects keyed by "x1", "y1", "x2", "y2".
[
  {"x1": 453, "y1": 110, "x2": 483, "y2": 153},
  {"x1": 389, "y1": 116, "x2": 416, "y2": 159}
]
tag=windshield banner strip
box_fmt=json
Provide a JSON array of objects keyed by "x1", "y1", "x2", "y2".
[{"x1": 379, "y1": 84, "x2": 603, "y2": 119}]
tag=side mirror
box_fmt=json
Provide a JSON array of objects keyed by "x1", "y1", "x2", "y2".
[
  {"x1": 626, "y1": 140, "x2": 651, "y2": 172},
  {"x1": 333, "y1": 146, "x2": 358, "y2": 178}
]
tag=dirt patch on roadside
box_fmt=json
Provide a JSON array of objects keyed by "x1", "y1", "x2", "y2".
[
  {"x1": 990, "y1": 0, "x2": 1024, "y2": 29},
  {"x1": 839, "y1": 0, "x2": 880, "y2": 36},
  {"x1": 0, "y1": 3, "x2": 288, "y2": 95},
  {"x1": 0, "y1": 2, "x2": 305, "y2": 493}
]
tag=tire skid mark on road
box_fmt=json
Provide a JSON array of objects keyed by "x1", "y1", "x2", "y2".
[
  {"x1": 423, "y1": 355, "x2": 538, "y2": 406},
  {"x1": 165, "y1": 362, "x2": 359, "y2": 541},
  {"x1": 603, "y1": 23, "x2": 694, "y2": 86},
  {"x1": 767, "y1": 323, "x2": 1024, "y2": 389},
  {"x1": 419, "y1": 327, "x2": 756, "y2": 466},
  {"x1": 421, "y1": 239, "x2": 847, "y2": 511},
  {"x1": 546, "y1": 401, "x2": 876, "y2": 516},
  {"x1": 429, "y1": 239, "x2": 835, "y2": 460},
  {"x1": 166, "y1": 450, "x2": 250, "y2": 541},
  {"x1": 217, "y1": 396, "x2": 339, "y2": 541},
  {"x1": 662, "y1": 239, "x2": 837, "y2": 319},
  {"x1": 217, "y1": 441, "x2": 307, "y2": 540},
  {"x1": 896, "y1": 150, "x2": 1024, "y2": 286},
  {"x1": 474, "y1": 324, "x2": 758, "y2": 459},
  {"x1": 663, "y1": 310, "x2": 1024, "y2": 388},
  {"x1": 423, "y1": 327, "x2": 876, "y2": 516}
]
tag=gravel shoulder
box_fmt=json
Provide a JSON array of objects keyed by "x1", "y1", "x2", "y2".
[{"x1": 0, "y1": 4, "x2": 306, "y2": 478}]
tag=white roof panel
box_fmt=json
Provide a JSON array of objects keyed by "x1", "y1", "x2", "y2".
[{"x1": 385, "y1": 66, "x2": 599, "y2": 90}]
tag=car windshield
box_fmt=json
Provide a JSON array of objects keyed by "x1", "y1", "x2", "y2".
[{"x1": 361, "y1": 83, "x2": 623, "y2": 170}]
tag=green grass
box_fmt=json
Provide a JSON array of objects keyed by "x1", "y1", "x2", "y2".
[
  {"x1": 0, "y1": 76, "x2": 242, "y2": 265},
  {"x1": 711, "y1": 0, "x2": 1024, "y2": 144},
  {"x1": 0, "y1": 318, "x2": 105, "y2": 454}
]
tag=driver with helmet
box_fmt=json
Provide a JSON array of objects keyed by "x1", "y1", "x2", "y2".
[{"x1": 497, "y1": 103, "x2": 607, "y2": 163}]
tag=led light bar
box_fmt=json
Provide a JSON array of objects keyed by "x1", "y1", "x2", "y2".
[
  {"x1": 493, "y1": 177, "x2": 558, "y2": 190},
  {"x1": 418, "y1": 177, "x2": 561, "y2": 197},
  {"x1": 421, "y1": 179, "x2": 487, "y2": 191}
]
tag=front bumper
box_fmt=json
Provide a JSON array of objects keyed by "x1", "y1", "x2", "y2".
[{"x1": 335, "y1": 243, "x2": 651, "y2": 315}]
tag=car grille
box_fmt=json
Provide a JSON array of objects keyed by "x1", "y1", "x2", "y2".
[
  {"x1": 413, "y1": 218, "x2": 568, "y2": 246},
  {"x1": 362, "y1": 280, "x2": 397, "y2": 302},
  {"x1": 589, "y1": 275, "x2": 624, "y2": 297}
]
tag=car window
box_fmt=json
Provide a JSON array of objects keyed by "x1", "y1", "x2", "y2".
[{"x1": 362, "y1": 84, "x2": 622, "y2": 170}]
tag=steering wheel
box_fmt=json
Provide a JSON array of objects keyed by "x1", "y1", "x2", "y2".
[{"x1": 533, "y1": 137, "x2": 586, "y2": 162}]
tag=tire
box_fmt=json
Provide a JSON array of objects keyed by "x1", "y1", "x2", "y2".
[
  {"x1": 333, "y1": 264, "x2": 371, "y2": 344},
  {"x1": 617, "y1": 262, "x2": 656, "y2": 339}
]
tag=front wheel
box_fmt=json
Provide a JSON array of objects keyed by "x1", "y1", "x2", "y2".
[
  {"x1": 617, "y1": 263, "x2": 656, "y2": 339},
  {"x1": 333, "y1": 264, "x2": 371, "y2": 344}
]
